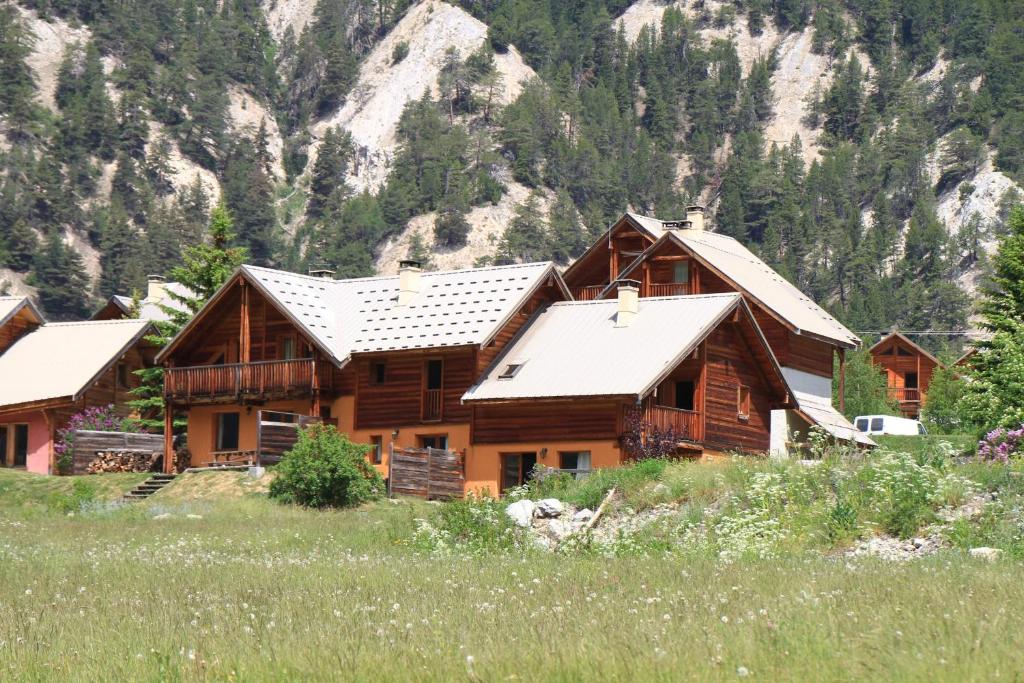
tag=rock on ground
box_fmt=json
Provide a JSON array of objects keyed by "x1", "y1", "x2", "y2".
[{"x1": 505, "y1": 499, "x2": 535, "y2": 528}]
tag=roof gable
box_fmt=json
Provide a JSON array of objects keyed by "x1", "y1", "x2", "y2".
[
  {"x1": 869, "y1": 332, "x2": 943, "y2": 367},
  {"x1": 463, "y1": 293, "x2": 793, "y2": 404},
  {"x1": 0, "y1": 296, "x2": 44, "y2": 329},
  {"x1": 0, "y1": 319, "x2": 154, "y2": 410}
]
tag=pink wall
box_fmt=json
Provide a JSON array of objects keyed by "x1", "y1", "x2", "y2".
[{"x1": 0, "y1": 410, "x2": 52, "y2": 474}]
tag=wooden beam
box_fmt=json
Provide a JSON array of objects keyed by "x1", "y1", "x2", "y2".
[
  {"x1": 838, "y1": 348, "x2": 846, "y2": 415},
  {"x1": 239, "y1": 281, "x2": 251, "y2": 364},
  {"x1": 163, "y1": 401, "x2": 174, "y2": 474}
]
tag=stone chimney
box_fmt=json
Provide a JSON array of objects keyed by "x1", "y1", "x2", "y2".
[
  {"x1": 686, "y1": 205, "x2": 705, "y2": 231},
  {"x1": 307, "y1": 267, "x2": 336, "y2": 280},
  {"x1": 615, "y1": 280, "x2": 640, "y2": 328},
  {"x1": 397, "y1": 259, "x2": 422, "y2": 306},
  {"x1": 146, "y1": 275, "x2": 167, "y2": 302}
]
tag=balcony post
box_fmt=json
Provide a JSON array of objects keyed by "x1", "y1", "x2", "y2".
[
  {"x1": 311, "y1": 357, "x2": 321, "y2": 417},
  {"x1": 838, "y1": 348, "x2": 846, "y2": 414},
  {"x1": 163, "y1": 400, "x2": 174, "y2": 474}
]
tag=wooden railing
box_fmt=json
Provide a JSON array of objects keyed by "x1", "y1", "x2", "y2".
[
  {"x1": 646, "y1": 282, "x2": 691, "y2": 297},
  {"x1": 643, "y1": 402, "x2": 702, "y2": 441},
  {"x1": 422, "y1": 388, "x2": 442, "y2": 421},
  {"x1": 571, "y1": 285, "x2": 605, "y2": 301},
  {"x1": 887, "y1": 387, "x2": 921, "y2": 402},
  {"x1": 165, "y1": 359, "x2": 330, "y2": 401}
]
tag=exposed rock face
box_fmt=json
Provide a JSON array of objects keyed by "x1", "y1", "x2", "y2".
[
  {"x1": 262, "y1": 0, "x2": 317, "y2": 42},
  {"x1": 17, "y1": 6, "x2": 91, "y2": 110},
  {"x1": 312, "y1": 0, "x2": 536, "y2": 193}
]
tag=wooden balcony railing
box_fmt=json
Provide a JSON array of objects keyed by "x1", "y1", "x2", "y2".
[
  {"x1": 643, "y1": 402, "x2": 702, "y2": 442},
  {"x1": 423, "y1": 388, "x2": 442, "y2": 421},
  {"x1": 887, "y1": 387, "x2": 921, "y2": 402},
  {"x1": 571, "y1": 285, "x2": 605, "y2": 301},
  {"x1": 165, "y1": 359, "x2": 331, "y2": 401},
  {"x1": 646, "y1": 282, "x2": 691, "y2": 297}
]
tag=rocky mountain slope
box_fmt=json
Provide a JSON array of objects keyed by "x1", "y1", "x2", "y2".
[{"x1": 1, "y1": 0, "x2": 1022, "y2": 338}]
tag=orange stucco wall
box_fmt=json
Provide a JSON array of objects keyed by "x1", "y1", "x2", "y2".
[
  {"x1": 185, "y1": 399, "x2": 314, "y2": 466},
  {"x1": 465, "y1": 439, "x2": 623, "y2": 497}
]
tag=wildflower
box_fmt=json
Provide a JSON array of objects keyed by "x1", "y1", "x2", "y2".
[{"x1": 737, "y1": 666, "x2": 750, "y2": 677}]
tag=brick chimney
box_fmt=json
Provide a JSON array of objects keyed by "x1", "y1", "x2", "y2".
[
  {"x1": 615, "y1": 280, "x2": 640, "y2": 327},
  {"x1": 146, "y1": 275, "x2": 167, "y2": 302},
  {"x1": 686, "y1": 205, "x2": 705, "y2": 231},
  {"x1": 398, "y1": 259, "x2": 422, "y2": 306}
]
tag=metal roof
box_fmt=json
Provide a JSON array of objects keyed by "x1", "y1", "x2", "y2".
[
  {"x1": 463, "y1": 294, "x2": 745, "y2": 402},
  {"x1": 239, "y1": 262, "x2": 562, "y2": 365},
  {"x1": 794, "y1": 391, "x2": 876, "y2": 446},
  {"x1": 0, "y1": 319, "x2": 152, "y2": 408},
  {"x1": 615, "y1": 215, "x2": 860, "y2": 348},
  {"x1": 101, "y1": 282, "x2": 194, "y2": 322},
  {"x1": 0, "y1": 296, "x2": 44, "y2": 328}
]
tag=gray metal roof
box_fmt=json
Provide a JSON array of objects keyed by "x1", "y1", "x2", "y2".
[
  {"x1": 794, "y1": 390, "x2": 875, "y2": 446},
  {"x1": 0, "y1": 319, "x2": 152, "y2": 408},
  {"x1": 463, "y1": 294, "x2": 744, "y2": 402},
  {"x1": 617, "y1": 214, "x2": 860, "y2": 347},
  {"x1": 241, "y1": 262, "x2": 561, "y2": 365}
]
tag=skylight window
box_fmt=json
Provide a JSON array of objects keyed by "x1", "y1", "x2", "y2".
[{"x1": 498, "y1": 362, "x2": 525, "y2": 380}]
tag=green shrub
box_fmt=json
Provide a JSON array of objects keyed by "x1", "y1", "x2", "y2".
[
  {"x1": 391, "y1": 41, "x2": 409, "y2": 64},
  {"x1": 269, "y1": 425, "x2": 384, "y2": 508},
  {"x1": 527, "y1": 459, "x2": 668, "y2": 510},
  {"x1": 411, "y1": 495, "x2": 524, "y2": 554},
  {"x1": 47, "y1": 479, "x2": 98, "y2": 513}
]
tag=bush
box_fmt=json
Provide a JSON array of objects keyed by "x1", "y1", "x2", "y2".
[
  {"x1": 411, "y1": 495, "x2": 524, "y2": 554},
  {"x1": 391, "y1": 40, "x2": 409, "y2": 65},
  {"x1": 269, "y1": 425, "x2": 384, "y2": 508},
  {"x1": 977, "y1": 425, "x2": 1024, "y2": 462}
]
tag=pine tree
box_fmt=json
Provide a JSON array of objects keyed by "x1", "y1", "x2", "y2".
[
  {"x1": 495, "y1": 191, "x2": 548, "y2": 264},
  {"x1": 547, "y1": 188, "x2": 586, "y2": 264},
  {"x1": 30, "y1": 232, "x2": 92, "y2": 320},
  {"x1": 0, "y1": 7, "x2": 38, "y2": 130},
  {"x1": 5, "y1": 219, "x2": 38, "y2": 272}
]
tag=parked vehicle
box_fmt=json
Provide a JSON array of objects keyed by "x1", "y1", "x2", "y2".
[{"x1": 854, "y1": 415, "x2": 927, "y2": 436}]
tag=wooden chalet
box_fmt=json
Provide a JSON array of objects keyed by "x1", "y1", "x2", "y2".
[
  {"x1": 155, "y1": 261, "x2": 570, "y2": 485},
  {"x1": 463, "y1": 287, "x2": 794, "y2": 492},
  {"x1": 869, "y1": 332, "x2": 943, "y2": 418},
  {"x1": 561, "y1": 209, "x2": 872, "y2": 451},
  {"x1": 0, "y1": 302, "x2": 156, "y2": 474}
]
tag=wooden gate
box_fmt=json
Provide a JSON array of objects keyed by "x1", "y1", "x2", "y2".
[
  {"x1": 255, "y1": 411, "x2": 337, "y2": 465},
  {"x1": 388, "y1": 446, "x2": 465, "y2": 499}
]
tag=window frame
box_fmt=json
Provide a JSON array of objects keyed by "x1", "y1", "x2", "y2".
[
  {"x1": 116, "y1": 362, "x2": 130, "y2": 389},
  {"x1": 737, "y1": 385, "x2": 751, "y2": 421},
  {"x1": 370, "y1": 435, "x2": 383, "y2": 464},
  {"x1": 418, "y1": 434, "x2": 448, "y2": 451},
  {"x1": 369, "y1": 361, "x2": 387, "y2": 386},
  {"x1": 214, "y1": 412, "x2": 241, "y2": 452}
]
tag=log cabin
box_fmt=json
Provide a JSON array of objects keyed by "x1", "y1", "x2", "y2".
[
  {"x1": 0, "y1": 296, "x2": 43, "y2": 356},
  {"x1": 561, "y1": 209, "x2": 873, "y2": 452},
  {"x1": 155, "y1": 261, "x2": 570, "y2": 476},
  {"x1": 462, "y1": 286, "x2": 795, "y2": 494},
  {"x1": 0, "y1": 311, "x2": 157, "y2": 474},
  {"x1": 869, "y1": 332, "x2": 943, "y2": 418}
]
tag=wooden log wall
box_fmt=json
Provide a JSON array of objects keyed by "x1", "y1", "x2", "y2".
[
  {"x1": 71, "y1": 430, "x2": 165, "y2": 474},
  {"x1": 471, "y1": 400, "x2": 622, "y2": 444},
  {"x1": 388, "y1": 446, "x2": 465, "y2": 499},
  {"x1": 703, "y1": 324, "x2": 774, "y2": 453}
]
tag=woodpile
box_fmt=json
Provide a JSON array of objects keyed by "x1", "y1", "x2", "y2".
[{"x1": 85, "y1": 450, "x2": 160, "y2": 474}]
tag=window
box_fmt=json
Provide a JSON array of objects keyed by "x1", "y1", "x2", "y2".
[
  {"x1": 419, "y1": 435, "x2": 448, "y2": 450},
  {"x1": 737, "y1": 385, "x2": 751, "y2": 420},
  {"x1": 426, "y1": 359, "x2": 443, "y2": 390},
  {"x1": 870, "y1": 417, "x2": 884, "y2": 432},
  {"x1": 280, "y1": 335, "x2": 297, "y2": 360},
  {"x1": 559, "y1": 451, "x2": 591, "y2": 479},
  {"x1": 370, "y1": 361, "x2": 387, "y2": 385},
  {"x1": 215, "y1": 413, "x2": 240, "y2": 451},
  {"x1": 319, "y1": 406, "x2": 332, "y2": 420},
  {"x1": 674, "y1": 380, "x2": 695, "y2": 411},
  {"x1": 498, "y1": 363, "x2": 523, "y2": 380},
  {"x1": 501, "y1": 453, "x2": 537, "y2": 492},
  {"x1": 855, "y1": 418, "x2": 869, "y2": 432},
  {"x1": 904, "y1": 372, "x2": 919, "y2": 389},
  {"x1": 116, "y1": 363, "x2": 130, "y2": 389},
  {"x1": 673, "y1": 261, "x2": 689, "y2": 284},
  {"x1": 370, "y1": 435, "x2": 383, "y2": 464}
]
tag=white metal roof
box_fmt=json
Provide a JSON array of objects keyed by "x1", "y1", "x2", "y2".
[
  {"x1": 0, "y1": 319, "x2": 152, "y2": 409},
  {"x1": 463, "y1": 294, "x2": 744, "y2": 402},
  {"x1": 240, "y1": 262, "x2": 561, "y2": 365},
  {"x1": 617, "y1": 215, "x2": 860, "y2": 347},
  {"x1": 794, "y1": 391, "x2": 876, "y2": 446},
  {"x1": 104, "y1": 282, "x2": 193, "y2": 322}
]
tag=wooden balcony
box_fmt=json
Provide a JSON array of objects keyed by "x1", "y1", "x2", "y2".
[
  {"x1": 887, "y1": 387, "x2": 921, "y2": 403},
  {"x1": 423, "y1": 388, "x2": 442, "y2": 421},
  {"x1": 570, "y1": 285, "x2": 604, "y2": 301},
  {"x1": 164, "y1": 359, "x2": 331, "y2": 403},
  {"x1": 642, "y1": 402, "x2": 703, "y2": 442},
  {"x1": 646, "y1": 282, "x2": 691, "y2": 297}
]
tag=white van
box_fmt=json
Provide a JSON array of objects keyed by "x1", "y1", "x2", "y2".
[{"x1": 854, "y1": 415, "x2": 927, "y2": 436}]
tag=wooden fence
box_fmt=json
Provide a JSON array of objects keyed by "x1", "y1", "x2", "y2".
[
  {"x1": 388, "y1": 446, "x2": 465, "y2": 500},
  {"x1": 254, "y1": 411, "x2": 337, "y2": 465},
  {"x1": 70, "y1": 430, "x2": 165, "y2": 474}
]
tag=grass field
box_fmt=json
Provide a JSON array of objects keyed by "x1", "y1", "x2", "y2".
[{"x1": 1, "y1": 444, "x2": 1023, "y2": 681}]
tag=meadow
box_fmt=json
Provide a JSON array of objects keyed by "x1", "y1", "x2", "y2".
[{"x1": 1, "y1": 448, "x2": 1023, "y2": 681}]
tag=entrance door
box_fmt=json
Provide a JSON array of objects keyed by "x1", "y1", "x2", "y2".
[
  {"x1": 501, "y1": 453, "x2": 537, "y2": 492},
  {"x1": 0, "y1": 426, "x2": 7, "y2": 466},
  {"x1": 12, "y1": 424, "x2": 28, "y2": 467}
]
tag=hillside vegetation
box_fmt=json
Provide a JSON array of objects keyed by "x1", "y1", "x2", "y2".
[{"x1": 1, "y1": 0, "x2": 1023, "y2": 351}]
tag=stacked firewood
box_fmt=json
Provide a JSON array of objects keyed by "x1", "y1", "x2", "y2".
[{"x1": 85, "y1": 450, "x2": 160, "y2": 474}]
